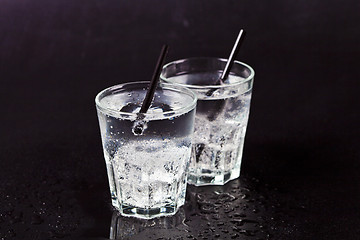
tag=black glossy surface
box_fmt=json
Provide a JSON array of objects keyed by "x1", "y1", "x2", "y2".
[{"x1": 1, "y1": 0, "x2": 359, "y2": 239}]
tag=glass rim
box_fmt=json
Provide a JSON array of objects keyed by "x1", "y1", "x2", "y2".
[
  {"x1": 95, "y1": 81, "x2": 197, "y2": 120},
  {"x1": 161, "y1": 57, "x2": 255, "y2": 90}
]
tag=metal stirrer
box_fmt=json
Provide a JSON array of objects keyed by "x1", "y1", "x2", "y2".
[
  {"x1": 132, "y1": 44, "x2": 169, "y2": 135},
  {"x1": 207, "y1": 29, "x2": 246, "y2": 97},
  {"x1": 206, "y1": 30, "x2": 246, "y2": 121}
]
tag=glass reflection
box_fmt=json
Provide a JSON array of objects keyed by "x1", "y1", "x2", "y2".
[
  {"x1": 108, "y1": 178, "x2": 277, "y2": 239},
  {"x1": 109, "y1": 208, "x2": 187, "y2": 239}
]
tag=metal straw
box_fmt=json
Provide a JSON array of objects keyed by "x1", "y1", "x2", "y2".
[
  {"x1": 140, "y1": 44, "x2": 169, "y2": 113},
  {"x1": 220, "y1": 29, "x2": 245, "y2": 82},
  {"x1": 206, "y1": 29, "x2": 246, "y2": 121},
  {"x1": 132, "y1": 44, "x2": 169, "y2": 135}
]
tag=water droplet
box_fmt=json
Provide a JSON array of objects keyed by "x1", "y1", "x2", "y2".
[
  {"x1": 230, "y1": 219, "x2": 244, "y2": 226},
  {"x1": 231, "y1": 233, "x2": 239, "y2": 239},
  {"x1": 214, "y1": 192, "x2": 236, "y2": 203},
  {"x1": 224, "y1": 205, "x2": 234, "y2": 213},
  {"x1": 233, "y1": 213, "x2": 246, "y2": 218},
  {"x1": 200, "y1": 203, "x2": 215, "y2": 214}
]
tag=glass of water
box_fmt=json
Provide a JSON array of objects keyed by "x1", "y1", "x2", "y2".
[
  {"x1": 161, "y1": 58, "x2": 255, "y2": 186},
  {"x1": 95, "y1": 81, "x2": 197, "y2": 219}
]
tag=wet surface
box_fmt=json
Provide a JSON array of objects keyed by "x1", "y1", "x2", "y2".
[
  {"x1": 0, "y1": 175, "x2": 305, "y2": 239},
  {"x1": 1, "y1": 0, "x2": 360, "y2": 239},
  {"x1": 109, "y1": 178, "x2": 302, "y2": 240}
]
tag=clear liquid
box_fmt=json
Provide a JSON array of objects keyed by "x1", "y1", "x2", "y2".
[
  {"x1": 104, "y1": 137, "x2": 191, "y2": 210},
  {"x1": 167, "y1": 73, "x2": 252, "y2": 185},
  {"x1": 97, "y1": 90, "x2": 195, "y2": 218}
]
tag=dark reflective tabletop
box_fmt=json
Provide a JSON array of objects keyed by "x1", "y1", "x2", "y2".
[
  {"x1": 1, "y1": 0, "x2": 359, "y2": 239},
  {"x1": 0, "y1": 175, "x2": 309, "y2": 239}
]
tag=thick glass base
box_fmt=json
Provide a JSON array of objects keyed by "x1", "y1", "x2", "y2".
[
  {"x1": 187, "y1": 167, "x2": 240, "y2": 186},
  {"x1": 112, "y1": 203, "x2": 179, "y2": 219}
]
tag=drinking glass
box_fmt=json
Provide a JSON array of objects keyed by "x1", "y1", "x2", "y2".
[
  {"x1": 95, "y1": 81, "x2": 197, "y2": 219},
  {"x1": 161, "y1": 58, "x2": 254, "y2": 186}
]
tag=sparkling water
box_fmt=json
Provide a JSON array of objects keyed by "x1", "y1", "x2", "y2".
[
  {"x1": 96, "y1": 85, "x2": 195, "y2": 218},
  {"x1": 166, "y1": 72, "x2": 252, "y2": 185},
  {"x1": 103, "y1": 137, "x2": 191, "y2": 212}
]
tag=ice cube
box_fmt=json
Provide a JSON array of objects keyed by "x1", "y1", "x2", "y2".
[{"x1": 120, "y1": 103, "x2": 140, "y2": 113}]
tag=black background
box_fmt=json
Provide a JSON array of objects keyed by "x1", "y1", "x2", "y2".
[{"x1": 1, "y1": 0, "x2": 359, "y2": 239}]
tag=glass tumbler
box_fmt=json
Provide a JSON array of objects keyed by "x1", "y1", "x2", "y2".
[
  {"x1": 161, "y1": 58, "x2": 255, "y2": 186},
  {"x1": 95, "y1": 81, "x2": 197, "y2": 219}
]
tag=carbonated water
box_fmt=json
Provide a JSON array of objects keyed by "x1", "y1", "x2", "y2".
[
  {"x1": 96, "y1": 85, "x2": 195, "y2": 218},
  {"x1": 166, "y1": 72, "x2": 252, "y2": 185}
]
